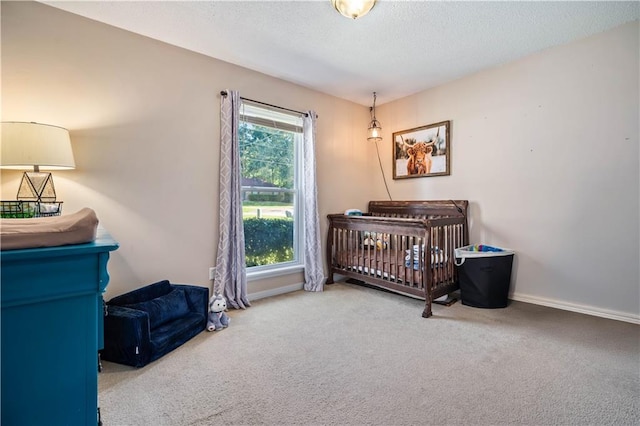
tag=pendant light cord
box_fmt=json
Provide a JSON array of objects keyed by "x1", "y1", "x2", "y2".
[
  {"x1": 371, "y1": 93, "x2": 377, "y2": 121},
  {"x1": 375, "y1": 139, "x2": 392, "y2": 201}
]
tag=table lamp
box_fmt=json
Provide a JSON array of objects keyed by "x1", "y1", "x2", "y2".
[{"x1": 1, "y1": 122, "x2": 75, "y2": 202}]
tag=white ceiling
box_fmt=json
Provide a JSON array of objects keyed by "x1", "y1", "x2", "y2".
[{"x1": 42, "y1": 1, "x2": 639, "y2": 106}]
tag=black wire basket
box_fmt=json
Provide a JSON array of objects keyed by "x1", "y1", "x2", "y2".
[{"x1": 0, "y1": 201, "x2": 63, "y2": 218}]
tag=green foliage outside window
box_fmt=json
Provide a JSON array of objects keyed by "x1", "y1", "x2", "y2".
[
  {"x1": 239, "y1": 122, "x2": 294, "y2": 189},
  {"x1": 246, "y1": 193, "x2": 293, "y2": 203},
  {"x1": 243, "y1": 217, "x2": 294, "y2": 267}
]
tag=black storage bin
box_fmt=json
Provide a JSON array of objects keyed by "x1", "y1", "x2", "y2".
[{"x1": 455, "y1": 245, "x2": 514, "y2": 308}]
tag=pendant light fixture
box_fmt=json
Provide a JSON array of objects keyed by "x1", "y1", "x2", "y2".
[
  {"x1": 367, "y1": 92, "x2": 382, "y2": 142},
  {"x1": 331, "y1": 0, "x2": 376, "y2": 20}
]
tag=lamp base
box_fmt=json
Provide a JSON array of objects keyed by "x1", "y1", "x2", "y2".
[{"x1": 17, "y1": 171, "x2": 57, "y2": 203}]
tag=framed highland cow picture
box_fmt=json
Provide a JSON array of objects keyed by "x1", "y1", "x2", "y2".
[{"x1": 393, "y1": 120, "x2": 451, "y2": 179}]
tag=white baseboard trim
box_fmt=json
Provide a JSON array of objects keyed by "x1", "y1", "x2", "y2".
[
  {"x1": 246, "y1": 282, "x2": 640, "y2": 325},
  {"x1": 248, "y1": 282, "x2": 304, "y2": 302},
  {"x1": 511, "y1": 292, "x2": 640, "y2": 325}
]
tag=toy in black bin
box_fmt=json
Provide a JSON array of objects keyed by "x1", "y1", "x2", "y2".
[{"x1": 454, "y1": 245, "x2": 515, "y2": 308}]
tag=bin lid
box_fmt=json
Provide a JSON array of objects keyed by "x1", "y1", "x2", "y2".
[{"x1": 455, "y1": 244, "x2": 514, "y2": 258}]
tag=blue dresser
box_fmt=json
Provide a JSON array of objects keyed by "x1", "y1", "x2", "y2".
[{"x1": 1, "y1": 228, "x2": 118, "y2": 425}]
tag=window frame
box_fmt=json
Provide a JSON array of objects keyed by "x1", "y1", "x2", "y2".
[{"x1": 239, "y1": 101, "x2": 305, "y2": 278}]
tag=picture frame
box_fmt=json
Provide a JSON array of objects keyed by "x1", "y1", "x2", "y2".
[{"x1": 392, "y1": 120, "x2": 451, "y2": 179}]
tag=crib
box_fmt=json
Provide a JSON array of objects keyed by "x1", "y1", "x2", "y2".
[{"x1": 326, "y1": 200, "x2": 469, "y2": 318}]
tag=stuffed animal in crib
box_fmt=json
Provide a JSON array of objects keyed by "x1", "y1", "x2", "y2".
[
  {"x1": 363, "y1": 232, "x2": 389, "y2": 250},
  {"x1": 207, "y1": 294, "x2": 230, "y2": 331}
]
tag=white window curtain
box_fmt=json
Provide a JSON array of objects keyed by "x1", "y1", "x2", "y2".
[
  {"x1": 215, "y1": 90, "x2": 250, "y2": 309},
  {"x1": 302, "y1": 111, "x2": 325, "y2": 292}
]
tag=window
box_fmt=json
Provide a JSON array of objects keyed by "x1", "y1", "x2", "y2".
[{"x1": 239, "y1": 101, "x2": 304, "y2": 274}]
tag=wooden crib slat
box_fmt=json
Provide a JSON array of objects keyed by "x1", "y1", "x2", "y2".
[{"x1": 432, "y1": 226, "x2": 439, "y2": 289}]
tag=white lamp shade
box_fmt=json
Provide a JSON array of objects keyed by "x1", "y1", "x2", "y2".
[
  {"x1": 1, "y1": 122, "x2": 75, "y2": 170},
  {"x1": 331, "y1": 0, "x2": 376, "y2": 19}
]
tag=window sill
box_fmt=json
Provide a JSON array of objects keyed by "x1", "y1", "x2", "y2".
[{"x1": 246, "y1": 264, "x2": 304, "y2": 281}]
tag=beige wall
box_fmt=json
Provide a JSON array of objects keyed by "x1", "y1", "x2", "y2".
[
  {"x1": 375, "y1": 21, "x2": 639, "y2": 321},
  {"x1": 1, "y1": 2, "x2": 375, "y2": 299},
  {"x1": 2, "y1": 3, "x2": 638, "y2": 321}
]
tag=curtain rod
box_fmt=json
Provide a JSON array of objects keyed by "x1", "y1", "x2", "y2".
[{"x1": 220, "y1": 91, "x2": 313, "y2": 118}]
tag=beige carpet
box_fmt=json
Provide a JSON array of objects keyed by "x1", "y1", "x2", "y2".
[{"x1": 99, "y1": 282, "x2": 639, "y2": 425}]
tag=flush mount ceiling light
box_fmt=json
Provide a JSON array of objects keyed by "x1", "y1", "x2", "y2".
[
  {"x1": 367, "y1": 92, "x2": 382, "y2": 142},
  {"x1": 331, "y1": 0, "x2": 377, "y2": 20}
]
